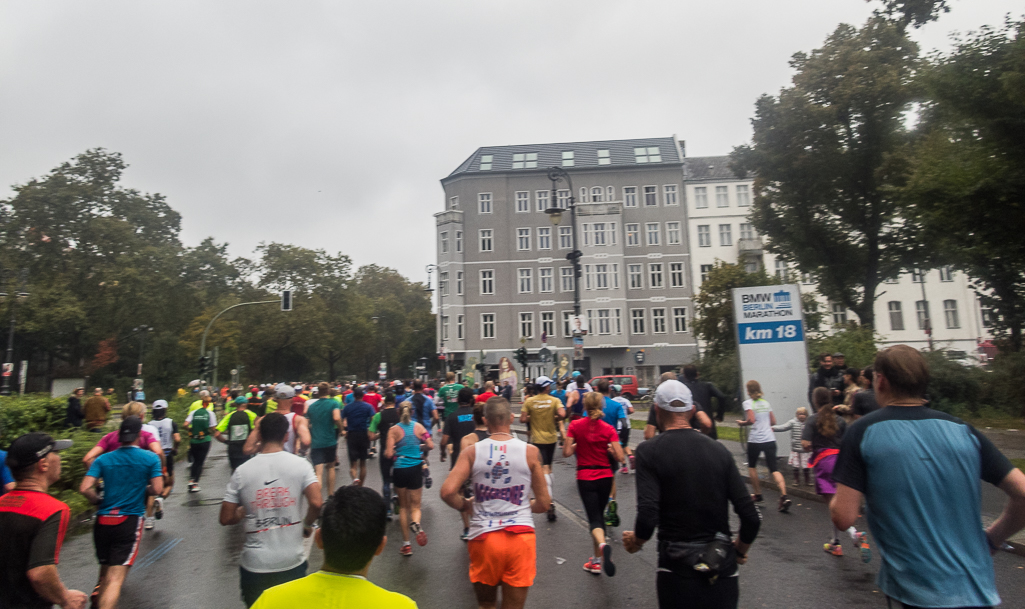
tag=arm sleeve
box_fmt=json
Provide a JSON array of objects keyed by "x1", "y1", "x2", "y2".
[
  {"x1": 223, "y1": 469, "x2": 242, "y2": 504},
  {"x1": 215, "y1": 416, "x2": 230, "y2": 433},
  {"x1": 86, "y1": 458, "x2": 103, "y2": 479},
  {"x1": 832, "y1": 423, "x2": 868, "y2": 492},
  {"x1": 970, "y1": 426, "x2": 1014, "y2": 486},
  {"x1": 633, "y1": 444, "x2": 660, "y2": 541},
  {"x1": 302, "y1": 461, "x2": 319, "y2": 490},
  {"x1": 26, "y1": 508, "x2": 70, "y2": 569},
  {"x1": 208, "y1": 411, "x2": 218, "y2": 427},
  {"x1": 369, "y1": 413, "x2": 381, "y2": 433},
  {"x1": 772, "y1": 419, "x2": 794, "y2": 432},
  {"x1": 646, "y1": 407, "x2": 657, "y2": 427},
  {"x1": 185, "y1": 411, "x2": 195, "y2": 424},
  {"x1": 726, "y1": 460, "x2": 761, "y2": 545}
]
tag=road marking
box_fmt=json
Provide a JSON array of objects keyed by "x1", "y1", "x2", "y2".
[{"x1": 133, "y1": 537, "x2": 183, "y2": 571}]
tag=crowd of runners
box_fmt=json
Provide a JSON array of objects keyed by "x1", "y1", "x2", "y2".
[{"x1": 2, "y1": 345, "x2": 1025, "y2": 608}]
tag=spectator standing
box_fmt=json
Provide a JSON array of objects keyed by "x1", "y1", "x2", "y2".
[
  {"x1": 772, "y1": 407, "x2": 812, "y2": 487},
  {"x1": 65, "y1": 388, "x2": 85, "y2": 428},
  {"x1": 841, "y1": 368, "x2": 861, "y2": 409},
  {"x1": 850, "y1": 367, "x2": 880, "y2": 419},
  {"x1": 0, "y1": 433, "x2": 86, "y2": 609},
  {"x1": 807, "y1": 354, "x2": 843, "y2": 410},
  {"x1": 832, "y1": 345, "x2": 1025, "y2": 609},
  {"x1": 83, "y1": 388, "x2": 111, "y2": 432}
]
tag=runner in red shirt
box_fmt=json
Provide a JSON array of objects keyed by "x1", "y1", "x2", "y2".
[{"x1": 475, "y1": 381, "x2": 498, "y2": 404}]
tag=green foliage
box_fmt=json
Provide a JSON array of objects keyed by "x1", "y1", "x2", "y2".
[
  {"x1": 921, "y1": 350, "x2": 985, "y2": 413},
  {"x1": 0, "y1": 394, "x2": 65, "y2": 444},
  {"x1": 807, "y1": 326, "x2": 879, "y2": 370},
  {"x1": 696, "y1": 351, "x2": 743, "y2": 412},
  {"x1": 731, "y1": 18, "x2": 922, "y2": 329},
  {"x1": 694, "y1": 262, "x2": 776, "y2": 357},
  {"x1": 869, "y1": 0, "x2": 949, "y2": 29}
]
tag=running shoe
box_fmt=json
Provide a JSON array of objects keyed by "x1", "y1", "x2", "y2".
[
  {"x1": 144, "y1": 517, "x2": 155, "y2": 530},
  {"x1": 423, "y1": 468, "x2": 433, "y2": 489},
  {"x1": 604, "y1": 500, "x2": 620, "y2": 528},
  {"x1": 352, "y1": 479, "x2": 361, "y2": 487},
  {"x1": 600, "y1": 542, "x2": 616, "y2": 577},
  {"x1": 778, "y1": 496, "x2": 792, "y2": 513},
  {"x1": 400, "y1": 543, "x2": 412, "y2": 557},
  {"x1": 619, "y1": 466, "x2": 630, "y2": 475},
  {"x1": 628, "y1": 454, "x2": 636, "y2": 470},
  {"x1": 582, "y1": 558, "x2": 602, "y2": 575},
  {"x1": 191, "y1": 483, "x2": 201, "y2": 493},
  {"x1": 460, "y1": 528, "x2": 471, "y2": 542},
  {"x1": 154, "y1": 497, "x2": 164, "y2": 520},
  {"x1": 824, "y1": 541, "x2": 844, "y2": 557},
  {"x1": 751, "y1": 494, "x2": 764, "y2": 503},
  {"x1": 410, "y1": 522, "x2": 428, "y2": 546},
  {"x1": 547, "y1": 503, "x2": 557, "y2": 522},
  {"x1": 854, "y1": 532, "x2": 872, "y2": 563}
]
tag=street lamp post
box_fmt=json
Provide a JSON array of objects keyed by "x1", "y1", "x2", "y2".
[
  {"x1": 544, "y1": 168, "x2": 583, "y2": 371},
  {"x1": 425, "y1": 264, "x2": 446, "y2": 376},
  {"x1": 132, "y1": 325, "x2": 154, "y2": 401},
  {"x1": 0, "y1": 268, "x2": 29, "y2": 396}
]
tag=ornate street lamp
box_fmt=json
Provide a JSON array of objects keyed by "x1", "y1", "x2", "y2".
[{"x1": 544, "y1": 167, "x2": 584, "y2": 370}]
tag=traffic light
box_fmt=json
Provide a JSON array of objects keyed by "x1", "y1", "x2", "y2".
[
  {"x1": 514, "y1": 347, "x2": 528, "y2": 367},
  {"x1": 198, "y1": 355, "x2": 210, "y2": 377}
]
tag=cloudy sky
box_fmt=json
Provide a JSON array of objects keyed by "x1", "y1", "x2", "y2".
[{"x1": 1, "y1": 0, "x2": 1019, "y2": 285}]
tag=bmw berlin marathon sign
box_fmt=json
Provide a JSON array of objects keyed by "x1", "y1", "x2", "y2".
[{"x1": 732, "y1": 284, "x2": 809, "y2": 438}]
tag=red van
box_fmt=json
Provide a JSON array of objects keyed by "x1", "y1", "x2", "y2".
[{"x1": 588, "y1": 375, "x2": 642, "y2": 400}]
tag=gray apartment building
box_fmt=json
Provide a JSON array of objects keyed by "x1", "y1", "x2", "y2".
[{"x1": 436, "y1": 137, "x2": 697, "y2": 388}]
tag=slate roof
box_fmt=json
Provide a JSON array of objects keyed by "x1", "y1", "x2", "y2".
[
  {"x1": 446, "y1": 137, "x2": 682, "y2": 179},
  {"x1": 684, "y1": 156, "x2": 750, "y2": 181}
]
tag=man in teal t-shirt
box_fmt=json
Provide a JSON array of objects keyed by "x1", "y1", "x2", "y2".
[{"x1": 307, "y1": 383, "x2": 343, "y2": 497}]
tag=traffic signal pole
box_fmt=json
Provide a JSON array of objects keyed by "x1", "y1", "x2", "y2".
[{"x1": 199, "y1": 298, "x2": 282, "y2": 388}]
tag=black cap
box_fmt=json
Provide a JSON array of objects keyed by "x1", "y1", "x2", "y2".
[
  {"x1": 7, "y1": 433, "x2": 73, "y2": 471},
  {"x1": 120, "y1": 416, "x2": 143, "y2": 443}
]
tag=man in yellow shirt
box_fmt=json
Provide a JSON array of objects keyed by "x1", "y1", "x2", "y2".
[
  {"x1": 519, "y1": 376, "x2": 564, "y2": 522},
  {"x1": 187, "y1": 390, "x2": 214, "y2": 414},
  {"x1": 252, "y1": 486, "x2": 416, "y2": 609}
]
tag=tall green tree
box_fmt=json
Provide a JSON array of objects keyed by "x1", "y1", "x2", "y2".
[
  {"x1": 694, "y1": 262, "x2": 777, "y2": 358},
  {"x1": 903, "y1": 19, "x2": 1025, "y2": 351},
  {"x1": 732, "y1": 17, "x2": 921, "y2": 329}
]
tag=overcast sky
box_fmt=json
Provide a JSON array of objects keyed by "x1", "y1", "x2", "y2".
[{"x1": 1, "y1": 0, "x2": 1020, "y2": 286}]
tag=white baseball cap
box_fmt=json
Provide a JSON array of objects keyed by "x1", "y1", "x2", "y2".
[
  {"x1": 535, "y1": 376, "x2": 553, "y2": 388},
  {"x1": 275, "y1": 383, "x2": 296, "y2": 399},
  {"x1": 654, "y1": 380, "x2": 693, "y2": 412}
]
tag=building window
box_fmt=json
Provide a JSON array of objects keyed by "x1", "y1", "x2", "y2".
[
  {"x1": 541, "y1": 312, "x2": 555, "y2": 337},
  {"x1": 801, "y1": 272, "x2": 815, "y2": 285},
  {"x1": 715, "y1": 185, "x2": 729, "y2": 207},
  {"x1": 480, "y1": 270, "x2": 494, "y2": 295},
  {"x1": 560, "y1": 267, "x2": 574, "y2": 292},
  {"x1": 939, "y1": 266, "x2": 954, "y2": 282},
  {"x1": 517, "y1": 228, "x2": 531, "y2": 251},
  {"x1": 481, "y1": 313, "x2": 495, "y2": 339},
  {"x1": 631, "y1": 309, "x2": 646, "y2": 334},
  {"x1": 634, "y1": 147, "x2": 662, "y2": 163},
  {"x1": 479, "y1": 155, "x2": 493, "y2": 171},
  {"x1": 649, "y1": 263, "x2": 664, "y2": 289},
  {"x1": 520, "y1": 313, "x2": 534, "y2": 338},
  {"x1": 700, "y1": 264, "x2": 713, "y2": 283},
  {"x1": 512, "y1": 152, "x2": 537, "y2": 169},
  {"x1": 628, "y1": 264, "x2": 643, "y2": 289},
  {"x1": 916, "y1": 300, "x2": 930, "y2": 330},
  {"x1": 736, "y1": 184, "x2": 751, "y2": 207},
  {"x1": 539, "y1": 267, "x2": 553, "y2": 293},
  {"x1": 694, "y1": 187, "x2": 708, "y2": 209},
  {"x1": 981, "y1": 307, "x2": 995, "y2": 328},
  {"x1": 479, "y1": 229, "x2": 493, "y2": 252},
  {"x1": 673, "y1": 307, "x2": 687, "y2": 333},
  {"x1": 644, "y1": 185, "x2": 658, "y2": 207},
  {"x1": 516, "y1": 191, "x2": 530, "y2": 213},
  {"x1": 774, "y1": 260, "x2": 790, "y2": 283},
  {"x1": 456, "y1": 271, "x2": 464, "y2": 295},
  {"x1": 478, "y1": 192, "x2": 493, "y2": 213},
  {"x1": 557, "y1": 189, "x2": 570, "y2": 208},
  {"x1": 719, "y1": 224, "x2": 732, "y2": 247},
  {"x1": 442, "y1": 315, "x2": 449, "y2": 341},
  {"x1": 440, "y1": 272, "x2": 449, "y2": 296},
  {"x1": 536, "y1": 190, "x2": 549, "y2": 212},
  {"x1": 455, "y1": 231, "x2": 463, "y2": 252},
  {"x1": 607, "y1": 186, "x2": 615, "y2": 201},
  {"x1": 449, "y1": 196, "x2": 459, "y2": 209},
  {"x1": 664, "y1": 184, "x2": 679, "y2": 206},
  {"x1": 457, "y1": 315, "x2": 464, "y2": 340},
  {"x1": 666, "y1": 221, "x2": 682, "y2": 245},
  {"x1": 740, "y1": 223, "x2": 755, "y2": 240},
  {"x1": 558, "y1": 226, "x2": 572, "y2": 249},
  {"x1": 591, "y1": 187, "x2": 603, "y2": 202},
  {"x1": 831, "y1": 303, "x2": 847, "y2": 325},
  {"x1": 594, "y1": 264, "x2": 610, "y2": 289},
  {"x1": 538, "y1": 227, "x2": 551, "y2": 250},
  {"x1": 579, "y1": 187, "x2": 589, "y2": 203},
  {"x1": 595, "y1": 309, "x2": 611, "y2": 335},
  {"x1": 623, "y1": 186, "x2": 637, "y2": 208},
  {"x1": 646, "y1": 223, "x2": 660, "y2": 246},
  {"x1": 626, "y1": 224, "x2": 640, "y2": 246},
  {"x1": 670, "y1": 263, "x2": 685, "y2": 288},
  {"x1": 562, "y1": 151, "x2": 575, "y2": 167},
  {"x1": 884, "y1": 276, "x2": 899, "y2": 284},
  {"x1": 744, "y1": 261, "x2": 759, "y2": 273},
  {"x1": 912, "y1": 269, "x2": 925, "y2": 283},
  {"x1": 440, "y1": 231, "x2": 449, "y2": 254},
  {"x1": 597, "y1": 149, "x2": 611, "y2": 165},
  {"x1": 518, "y1": 268, "x2": 533, "y2": 293},
  {"x1": 944, "y1": 300, "x2": 960, "y2": 328},
  {"x1": 652, "y1": 308, "x2": 667, "y2": 333},
  {"x1": 888, "y1": 301, "x2": 904, "y2": 331},
  {"x1": 562, "y1": 311, "x2": 573, "y2": 337},
  {"x1": 697, "y1": 225, "x2": 711, "y2": 247}
]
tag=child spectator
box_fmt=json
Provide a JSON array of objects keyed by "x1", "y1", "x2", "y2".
[{"x1": 773, "y1": 407, "x2": 811, "y2": 486}]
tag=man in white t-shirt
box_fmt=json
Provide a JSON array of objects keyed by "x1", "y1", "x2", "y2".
[{"x1": 220, "y1": 412, "x2": 323, "y2": 607}]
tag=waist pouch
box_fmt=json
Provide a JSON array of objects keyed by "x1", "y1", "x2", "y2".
[{"x1": 658, "y1": 533, "x2": 736, "y2": 584}]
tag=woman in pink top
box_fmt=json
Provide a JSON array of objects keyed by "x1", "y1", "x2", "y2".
[
  {"x1": 83, "y1": 402, "x2": 164, "y2": 470},
  {"x1": 564, "y1": 392, "x2": 624, "y2": 577}
]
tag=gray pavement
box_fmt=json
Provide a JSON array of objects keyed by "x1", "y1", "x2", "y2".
[{"x1": 55, "y1": 433, "x2": 1025, "y2": 609}]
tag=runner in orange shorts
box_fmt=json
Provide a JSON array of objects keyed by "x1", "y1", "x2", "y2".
[{"x1": 441, "y1": 397, "x2": 551, "y2": 609}]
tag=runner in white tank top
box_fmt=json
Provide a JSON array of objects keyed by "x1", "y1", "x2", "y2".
[
  {"x1": 283, "y1": 412, "x2": 298, "y2": 454},
  {"x1": 467, "y1": 436, "x2": 535, "y2": 538}
]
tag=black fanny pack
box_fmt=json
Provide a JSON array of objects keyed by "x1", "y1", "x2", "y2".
[{"x1": 658, "y1": 533, "x2": 736, "y2": 584}]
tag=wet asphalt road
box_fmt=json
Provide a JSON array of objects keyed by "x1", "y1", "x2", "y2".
[{"x1": 55, "y1": 435, "x2": 1025, "y2": 609}]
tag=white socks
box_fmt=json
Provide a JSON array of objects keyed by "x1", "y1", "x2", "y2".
[
  {"x1": 545, "y1": 473, "x2": 553, "y2": 500},
  {"x1": 846, "y1": 526, "x2": 859, "y2": 540}
]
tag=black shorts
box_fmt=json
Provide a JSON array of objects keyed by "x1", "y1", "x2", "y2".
[
  {"x1": 618, "y1": 427, "x2": 631, "y2": 447},
  {"x1": 393, "y1": 463, "x2": 423, "y2": 490},
  {"x1": 311, "y1": 446, "x2": 337, "y2": 466},
  {"x1": 535, "y1": 443, "x2": 556, "y2": 467},
  {"x1": 746, "y1": 441, "x2": 778, "y2": 473},
  {"x1": 94, "y1": 515, "x2": 144, "y2": 566},
  {"x1": 346, "y1": 434, "x2": 369, "y2": 464},
  {"x1": 164, "y1": 452, "x2": 175, "y2": 475}
]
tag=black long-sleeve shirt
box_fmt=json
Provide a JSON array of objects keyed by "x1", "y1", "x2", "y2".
[{"x1": 634, "y1": 428, "x2": 760, "y2": 545}]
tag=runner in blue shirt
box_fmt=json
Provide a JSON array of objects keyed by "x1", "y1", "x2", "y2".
[{"x1": 342, "y1": 388, "x2": 376, "y2": 486}]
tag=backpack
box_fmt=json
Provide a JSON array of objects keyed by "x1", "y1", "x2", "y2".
[
  {"x1": 190, "y1": 408, "x2": 211, "y2": 441},
  {"x1": 227, "y1": 410, "x2": 253, "y2": 444}
]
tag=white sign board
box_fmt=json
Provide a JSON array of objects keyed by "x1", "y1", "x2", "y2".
[{"x1": 732, "y1": 284, "x2": 808, "y2": 445}]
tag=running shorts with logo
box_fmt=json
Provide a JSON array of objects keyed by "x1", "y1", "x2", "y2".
[
  {"x1": 93, "y1": 515, "x2": 144, "y2": 566},
  {"x1": 468, "y1": 529, "x2": 537, "y2": 587}
]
